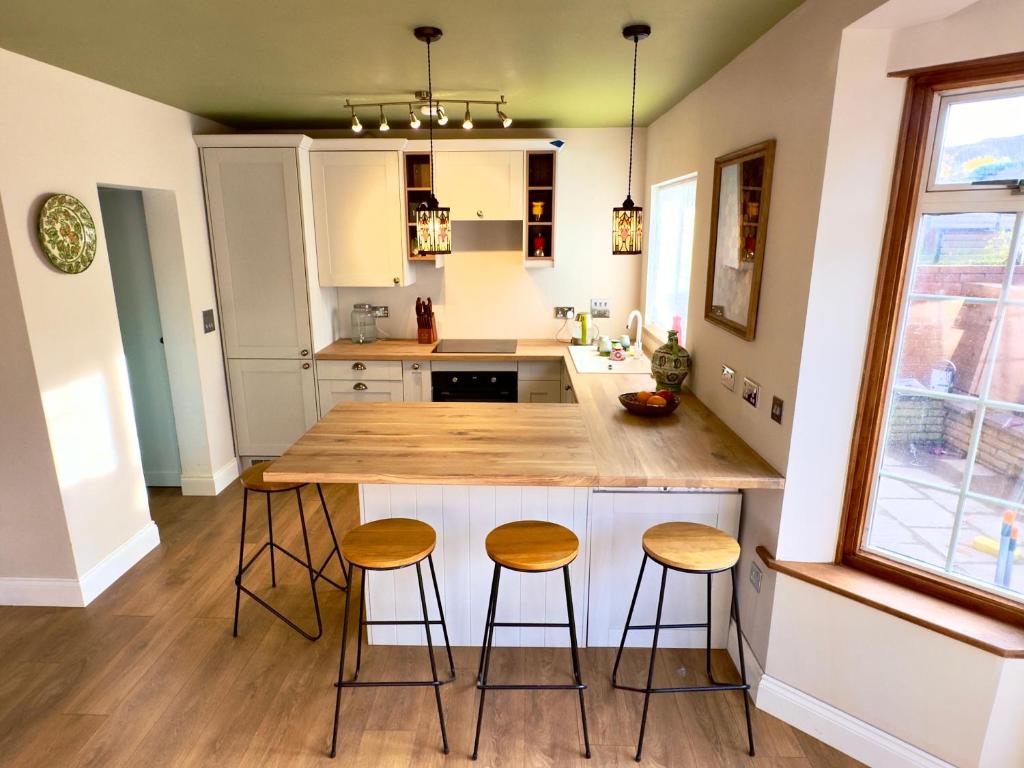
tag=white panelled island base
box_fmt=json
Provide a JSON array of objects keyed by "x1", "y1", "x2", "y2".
[{"x1": 358, "y1": 484, "x2": 741, "y2": 649}]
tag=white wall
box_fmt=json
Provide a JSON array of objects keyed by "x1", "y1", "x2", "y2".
[
  {"x1": 0, "y1": 47, "x2": 233, "y2": 598},
  {"x1": 337, "y1": 129, "x2": 645, "y2": 343}
]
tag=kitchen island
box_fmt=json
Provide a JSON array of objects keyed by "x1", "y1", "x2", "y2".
[{"x1": 266, "y1": 341, "x2": 783, "y2": 650}]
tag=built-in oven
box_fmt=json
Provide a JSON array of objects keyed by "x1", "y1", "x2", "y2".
[{"x1": 431, "y1": 370, "x2": 518, "y2": 402}]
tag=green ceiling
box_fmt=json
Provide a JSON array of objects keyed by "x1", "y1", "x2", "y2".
[{"x1": 0, "y1": 0, "x2": 803, "y2": 130}]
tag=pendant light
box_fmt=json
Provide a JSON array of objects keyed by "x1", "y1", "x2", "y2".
[
  {"x1": 414, "y1": 27, "x2": 452, "y2": 256},
  {"x1": 612, "y1": 24, "x2": 650, "y2": 255}
]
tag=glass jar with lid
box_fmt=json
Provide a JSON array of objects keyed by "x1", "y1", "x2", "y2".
[{"x1": 350, "y1": 303, "x2": 377, "y2": 344}]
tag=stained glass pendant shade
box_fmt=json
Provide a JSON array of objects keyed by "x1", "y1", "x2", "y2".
[
  {"x1": 612, "y1": 24, "x2": 650, "y2": 255},
  {"x1": 414, "y1": 26, "x2": 452, "y2": 256}
]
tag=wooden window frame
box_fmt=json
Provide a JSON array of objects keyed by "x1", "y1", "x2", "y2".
[{"x1": 839, "y1": 51, "x2": 1024, "y2": 628}]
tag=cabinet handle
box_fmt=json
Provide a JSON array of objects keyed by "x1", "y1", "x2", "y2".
[
  {"x1": 353, "y1": 382, "x2": 368, "y2": 391},
  {"x1": 411, "y1": 363, "x2": 421, "y2": 371},
  {"x1": 301, "y1": 349, "x2": 309, "y2": 357},
  {"x1": 564, "y1": 384, "x2": 572, "y2": 391},
  {"x1": 393, "y1": 277, "x2": 400, "y2": 285},
  {"x1": 352, "y1": 362, "x2": 367, "y2": 371},
  {"x1": 476, "y1": 209, "x2": 484, "y2": 218},
  {"x1": 302, "y1": 362, "x2": 310, "y2": 370}
]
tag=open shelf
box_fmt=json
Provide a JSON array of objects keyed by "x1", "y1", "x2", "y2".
[
  {"x1": 524, "y1": 152, "x2": 556, "y2": 267},
  {"x1": 405, "y1": 153, "x2": 434, "y2": 261}
]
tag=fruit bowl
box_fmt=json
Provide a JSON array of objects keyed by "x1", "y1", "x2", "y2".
[{"x1": 618, "y1": 391, "x2": 681, "y2": 418}]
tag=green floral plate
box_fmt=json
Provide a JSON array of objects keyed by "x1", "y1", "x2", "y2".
[{"x1": 38, "y1": 194, "x2": 97, "y2": 274}]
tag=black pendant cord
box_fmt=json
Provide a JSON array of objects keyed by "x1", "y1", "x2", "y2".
[
  {"x1": 626, "y1": 34, "x2": 638, "y2": 204},
  {"x1": 427, "y1": 38, "x2": 436, "y2": 205}
]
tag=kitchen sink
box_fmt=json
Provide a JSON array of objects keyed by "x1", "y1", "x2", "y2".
[{"x1": 568, "y1": 344, "x2": 653, "y2": 375}]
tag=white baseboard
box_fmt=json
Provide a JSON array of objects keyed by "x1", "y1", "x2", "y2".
[
  {"x1": 757, "y1": 675, "x2": 955, "y2": 768},
  {"x1": 726, "y1": 620, "x2": 765, "y2": 702},
  {"x1": 180, "y1": 457, "x2": 239, "y2": 496},
  {"x1": 0, "y1": 522, "x2": 160, "y2": 607}
]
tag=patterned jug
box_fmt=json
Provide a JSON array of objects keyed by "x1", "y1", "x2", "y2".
[{"x1": 651, "y1": 330, "x2": 690, "y2": 392}]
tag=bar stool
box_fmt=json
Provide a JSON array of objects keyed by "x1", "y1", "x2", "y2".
[
  {"x1": 612, "y1": 522, "x2": 754, "y2": 760},
  {"x1": 329, "y1": 518, "x2": 455, "y2": 758},
  {"x1": 472, "y1": 520, "x2": 591, "y2": 761},
  {"x1": 232, "y1": 461, "x2": 346, "y2": 641}
]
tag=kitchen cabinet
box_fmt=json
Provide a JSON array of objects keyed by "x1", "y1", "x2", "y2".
[
  {"x1": 318, "y1": 379, "x2": 404, "y2": 413},
  {"x1": 561, "y1": 364, "x2": 577, "y2": 403},
  {"x1": 309, "y1": 151, "x2": 412, "y2": 287},
  {"x1": 227, "y1": 359, "x2": 318, "y2": 456},
  {"x1": 432, "y1": 151, "x2": 524, "y2": 221},
  {"x1": 202, "y1": 147, "x2": 312, "y2": 359},
  {"x1": 517, "y1": 379, "x2": 561, "y2": 404},
  {"x1": 586, "y1": 490, "x2": 741, "y2": 648},
  {"x1": 402, "y1": 361, "x2": 432, "y2": 402}
]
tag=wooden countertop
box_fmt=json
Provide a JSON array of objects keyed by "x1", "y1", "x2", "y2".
[{"x1": 267, "y1": 339, "x2": 784, "y2": 489}]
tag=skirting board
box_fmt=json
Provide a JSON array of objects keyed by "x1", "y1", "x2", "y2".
[
  {"x1": 181, "y1": 457, "x2": 240, "y2": 496},
  {"x1": 757, "y1": 675, "x2": 955, "y2": 768},
  {"x1": 0, "y1": 522, "x2": 160, "y2": 607},
  {"x1": 726, "y1": 620, "x2": 765, "y2": 702}
]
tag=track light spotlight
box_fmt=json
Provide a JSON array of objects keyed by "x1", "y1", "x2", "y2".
[
  {"x1": 378, "y1": 106, "x2": 390, "y2": 132},
  {"x1": 463, "y1": 102, "x2": 473, "y2": 130},
  {"x1": 436, "y1": 104, "x2": 448, "y2": 126},
  {"x1": 409, "y1": 105, "x2": 421, "y2": 129},
  {"x1": 350, "y1": 110, "x2": 363, "y2": 133},
  {"x1": 496, "y1": 106, "x2": 512, "y2": 128}
]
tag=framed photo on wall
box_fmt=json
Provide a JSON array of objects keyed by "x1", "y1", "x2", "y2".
[{"x1": 704, "y1": 139, "x2": 775, "y2": 340}]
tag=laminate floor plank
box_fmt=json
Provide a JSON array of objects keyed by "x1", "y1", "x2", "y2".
[{"x1": 0, "y1": 483, "x2": 860, "y2": 768}]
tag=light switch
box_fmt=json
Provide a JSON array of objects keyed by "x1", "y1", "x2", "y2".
[
  {"x1": 771, "y1": 396, "x2": 784, "y2": 424},
  {"x1": 202, "y1": 309, "x2": 216, "y2": 334},
  {"x1": 742, "y1": 377, "x2": 760, "y2": 408},
  {"x1": 721, "y1": 365, "x2": 736, "y2": 391}
]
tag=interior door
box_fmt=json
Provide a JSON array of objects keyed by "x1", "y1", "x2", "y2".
[
  {"x1": 432, "y1": 151, "x2": 524, "y2": 221},
  {"x1": 227, "y1": 359, "x2": 317, "y2": 456},
  {"x1": 203, "y1": 147, "x2": 312, "y2": 359}
]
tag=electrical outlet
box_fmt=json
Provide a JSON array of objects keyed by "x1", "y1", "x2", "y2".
[
  {"x1": 372, "y1": 305, "x2": 389, "y2": 318},
  {"x1": 771, "y1": 396, "x2": 784, "y2": 424},
  {"x1": 749, "y1": 561, "x2": 763, "y2": 593},
  {"x1": 202, "y1": 309, "x2": 216, "y2": 334},
  {"x1": 554, "y1": 306, "x2": 575, "y2": 319},
  {"x1": 742, "y1": 377, "x2": 760, "y2": 408},
  {"x1": 590, "y1": 298, "x2": 610, "y2": 319},
  {"x1": 721, "y1": 365, "x2": 736, "y2": 391}
]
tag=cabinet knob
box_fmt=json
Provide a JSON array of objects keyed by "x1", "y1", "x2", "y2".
[
  {"x1": 301, "y1": 349, "x2": 309, "y2": 357},
  {"x1": 564, "y1": 384, "x2": 572, "y2": 391},
  {"x1": 476, "y1": 209, "x2": 484, "y2": 218},
  {"x1": 411, "y1": 363, "x2": 421, "y2": 371},
  {"x1": 353, "y1": 382, "x2": 368, "y2": 391},
  {"x1": 393, "y1": 277, "x2": 400, "y2": 285},
  {"x1": 352, "y1": 362, "x2": 367, "y2": 371},
  {"x1": 302, "y1": 362, "x2": 310, "y2": 370}
]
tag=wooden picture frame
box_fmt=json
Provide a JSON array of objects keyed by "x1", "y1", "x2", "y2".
[{"x1": 704, "y1": 139, "x2": 775, "y2": 340}]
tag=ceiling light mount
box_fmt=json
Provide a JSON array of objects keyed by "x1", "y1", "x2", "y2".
[
  {"x1": 413, "y1": 26, "x2": 443, "y2": 44},
  {"x1": 622, "y1": 24, "x2": 652, "y2": 41}
]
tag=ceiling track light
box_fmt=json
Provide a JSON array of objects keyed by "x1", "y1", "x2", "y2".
[
  {"x1": 344, "y1": 97, "x2": 509, "y2": 129},
  {"x1": 350, "y1": 107, "x2": 362, "y2": 133},
  {"x1": 409, "y1": 104, "x2": 421, "y2": 129},
  {"x1": 436, "y1": 104, "x2": 449, "y2": 126},
  {"x1": 496, "y1": 105, "x2": 512, "y2": 128},
  {"x1": 378, "y1": 106, "x2": 390, "y2": 132},
  {"x1": 462, "y1": 103, "x2": 473, "y2": 130}
]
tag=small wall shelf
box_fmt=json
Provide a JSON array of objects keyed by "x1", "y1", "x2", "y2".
[
  {"x1": 405, "y1": 153, "x2": 435, "y2": 262},
  {"x1": 524, "y1": 151, "x2": 556, "y2": 268}
]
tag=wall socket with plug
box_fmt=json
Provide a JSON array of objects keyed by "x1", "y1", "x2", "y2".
[
  {"x1": 372, "y1": 305, "x2": 389, "y2": 318},
  {"x1": 590, "y1": 298, "x2": 610, "y2": 319},
  {"x1": 554, "y1": 306, "x2": 575, "y2": 319}
]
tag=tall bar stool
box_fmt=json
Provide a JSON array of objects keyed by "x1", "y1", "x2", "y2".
[
  {"x1": 612, "y1": 522, "x2": 754, "y2": 760},
  {"x1": 329, "y1": 518, "x2": 455, "y2": 758},
  {"x1": 472, "y1": 520, "x2": 591, "y2": 761},
  {"x1": 232, "y1": 461, "x2": 346, "y2": 641}
]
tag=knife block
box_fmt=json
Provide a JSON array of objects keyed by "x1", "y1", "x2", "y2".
[{"x1": 418, "y1": 314, "x2": 437, "y2": 344}]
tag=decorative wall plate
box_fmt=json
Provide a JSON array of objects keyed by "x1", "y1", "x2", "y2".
[{"x1": 37, "y1": 194, "x2": 97, "y2": 274}]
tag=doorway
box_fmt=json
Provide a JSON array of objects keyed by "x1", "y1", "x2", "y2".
[{"x1": 99, "y1": 187, "x2": 182, "y2": 487}]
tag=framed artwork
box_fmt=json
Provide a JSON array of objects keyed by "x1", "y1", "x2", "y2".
[{"x1": 704, "y1": 139, "x2": 775, "y2": 340}]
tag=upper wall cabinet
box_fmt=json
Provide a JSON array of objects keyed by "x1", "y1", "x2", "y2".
[
  {"x1": 202, "y1": 147, "x2": 312, "y2": 359},
  {"x1": 432, "y1": 151, "x2": 524, "y2": 221},
  {"x1": 309, "y1": 151, "x2": 413, "y2": 288}
]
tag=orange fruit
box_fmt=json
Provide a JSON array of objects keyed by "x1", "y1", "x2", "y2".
[
  {"x1": 647, "y1": 395, "x2": 667, "y2": 406},
  {"x1": 635, "y1": 391, "x2": 653, "y2": 403}
]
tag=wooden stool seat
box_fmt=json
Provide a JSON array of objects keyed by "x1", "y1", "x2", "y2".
[
  {"x1": 642, "y1": 522, "x2": 740, "y2": 572},
  {"x1": 342, "y1": 518, "x2": 436, "y2": 570},
  {"x1": 240, "y1": 461, "x2": 304, "y2": 493},
  {"x1": 485, "y1": 520, "x2": 579, "y2": 572}
]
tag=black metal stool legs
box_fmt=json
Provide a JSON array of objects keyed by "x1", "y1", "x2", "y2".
[
  {"x1": 266, "y1": 492, "x2": 277, "y2": 587},
  {"x1": 612, "y1": 557, "x2": 756, "y2": 760},
  {"x1": 232, "y1": 488, "x2": 250, "y2": 638},
  {"x1": 472, "y1": 564, "x2": 590, "y2": 761},
  {"x1": 329, "y1": 558, "x2": 454, "y2": 758}
]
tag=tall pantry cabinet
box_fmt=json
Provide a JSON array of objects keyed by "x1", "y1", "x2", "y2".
[{"x1": 200, "y1": 138, "x2": 337, "y2": 463}]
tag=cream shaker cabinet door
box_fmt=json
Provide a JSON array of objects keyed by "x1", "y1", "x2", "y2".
[
  {"x1": 318, "y1": 379, "x2": 405, "y2": 416},
  {"x1": 517, "y1": 379, "x2": 561, "y2": 403},
  {"x1": 227, "y1": 359, "x2": 318, "y2": 456},
  {"x1": 309, "y1": 151, "x2": 411, "y2": 287},
  {"x1": 402, "y1": 361, "x2": 432, "y2": 402},
  {"x1": 203, "y1": 148, "x2": 312, "y2": 359},
  {"x1": 432, "y1": 151, "x2": 524, "y2": 221}
]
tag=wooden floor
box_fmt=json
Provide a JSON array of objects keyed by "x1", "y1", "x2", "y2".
[{"x1": 0, "y1": 482, "x2": 862, "y2": 768}]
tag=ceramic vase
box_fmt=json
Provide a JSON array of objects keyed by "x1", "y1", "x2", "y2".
[{"x1": 651, "y1": 330, "x2": 690, "y2": 392}]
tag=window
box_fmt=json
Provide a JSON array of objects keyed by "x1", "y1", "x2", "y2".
[
  {"x1": 645, "y1": 175, "x2": 697, "y2": 341},
  {"x1": 843, "y1": 56, "x2": 1024, "y2": 625}
]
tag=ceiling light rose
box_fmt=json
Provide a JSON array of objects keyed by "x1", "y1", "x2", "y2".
[
  {"x1": 612, "y1": 23, "x2": 650, "y2": 255},
  {"x1": 409, "y1": 105, "x2": 421, "y2": 129},
  {"x1": 462, "y1": 103, "x2": 473, "y2": 130},
  {"x1": 414, "y1": 26, "x2": 452, "y2": 256},
  {"x1": 378, "y1": 106, "x2": 390, "y2": 132}
]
